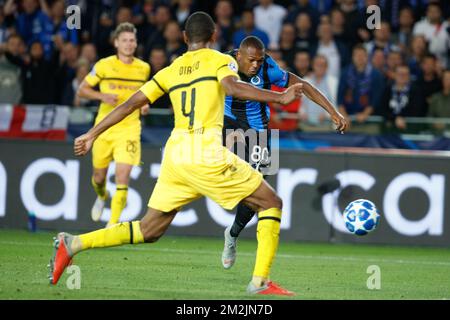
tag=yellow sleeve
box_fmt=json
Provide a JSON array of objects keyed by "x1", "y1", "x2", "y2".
[
  {"x1": 139, "y1": 67, "x2": 169, "y2": 104},
  {"x1": 216, "y1": 54, "x2": 239, "y2": 83},
  {"x1": 84, "y1": 60, "x2": 104, "y2": 86}
]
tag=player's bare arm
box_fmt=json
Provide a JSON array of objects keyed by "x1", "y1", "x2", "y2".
[
  {"x1": 74, "y1": 91, "x2": 149, "y2": 156},
  {"x1": 221, "y1": 75, "x2": 302, "y2": 105},
  {"x1": 77, "y1": 79, "x2": 118, "y2": 105},
  {"x1": 288, "y1": 72, "x2": 348, "y2": 133}
]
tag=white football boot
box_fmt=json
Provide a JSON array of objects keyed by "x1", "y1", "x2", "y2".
[
  {"x1": 91, "y1": 191, "x2": 109, "y2": 222},
  {"x1": 221, "y1": 226, "x2": 237, "y2": 269}
]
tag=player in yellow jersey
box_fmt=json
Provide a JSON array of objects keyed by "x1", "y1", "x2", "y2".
[
  {"x1": 49, "y1": 12, "x2": 347, "y2": 295},
  {"x1": 77, "y1": 23, "x2": 150, "y2": 227}
]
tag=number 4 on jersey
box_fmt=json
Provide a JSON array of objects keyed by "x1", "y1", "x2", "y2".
[{"x1": 181, "y1": 88, "x2": 196, "y2": 129}]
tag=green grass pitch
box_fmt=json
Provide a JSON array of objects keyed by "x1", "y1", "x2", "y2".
[{"x1": 0, "y1": 229, "x2": 449, "y2": 300}]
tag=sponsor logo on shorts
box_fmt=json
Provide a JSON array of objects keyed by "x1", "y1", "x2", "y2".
[{"x1": 126, "y1": 140, "x2": 138, "y2": 153}]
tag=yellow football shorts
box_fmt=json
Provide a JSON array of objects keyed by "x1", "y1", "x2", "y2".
[
  {"x1": 148, "y1": 129, "x2": 263, "y2": 212},
  {"x1": 92, "y1": 133, "x2": 141, "y2": 169}
]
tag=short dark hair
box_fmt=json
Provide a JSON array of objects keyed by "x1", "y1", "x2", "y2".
[
  {"x1": 242, "y1": 8, "x2": 254, "y2": 16},
  {"x1": 185, "y1": 12, "x2": 215, "y2": 43},
  {"x1": 240, "y1": 36, "x2": 265, "y2": 51},
  {"x1": 353, "y1": 44, "x2": 367, "y2": 54},
  {"x1": 427, "y1": 2, "x2": 442, "y2": 10},
  {"x1": 423, "y1": 53, "x2": 437, "y2": 61}
]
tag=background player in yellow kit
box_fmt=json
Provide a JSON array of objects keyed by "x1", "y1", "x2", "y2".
[
  {"x1": 77, "y1": 23, "x2": 150, "y2": 227},
  {"x1": 49, "y1": 12, "x2": 347, "y2": 295}
]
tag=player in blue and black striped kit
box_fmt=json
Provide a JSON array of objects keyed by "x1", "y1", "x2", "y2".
[{"x1": 222, "y1": 36, "x2": 347, "y2": 269}]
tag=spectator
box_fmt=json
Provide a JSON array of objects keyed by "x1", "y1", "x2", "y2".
[
  {"x1": 300, "y1": 55, "x2": 338, "y2": 130},
  {"x1": 338, "y1": 45, "x2": 384, "y2": 124},
  {"x1": 172, "y1": 0, "x2": 193, "y2": 26},
  {"x1": 308, "y1": 0, "x2": 334, "y2": 16},
  {"x1": 293, "y1": 50, "x2": 310, "y2": 78},
  {"x1": 293, "y1": 12, "x2": 313, "y2": 52},
  {"x1": 69, "y1": 59, "x2": 91, "y2": 107},
  {"x1": 0, "y1": 34, "x2": 24, "y2": 103},
  {"x1": 385, "y1": 50, "x2": 404, "y2": 81},
  {"x1": 5, "y1": 0, "x2": 45, "y2": 47},
  {"x1": 392, "y1": 6, "x2": 415, "y2": 54},
  {"x1": 40, "y1": 0, "x2": 79, "y2": 60},
  {"x1": 381, "y1": 65, "x2": 425, "y2": 131},
  {"x1": 22, "y1": 41, "x2": 56, "y2": 104},
  {"x1": 370, "y1": 48, "x2": 386, "y2": 75},
  {"x1": 214, "y1": 0, "x2": 235, "y2": 52},
  {"x1": 129, "y1": 0, "x2": 146, "y2": 31},
  {"x1": 266, "y1": 49, "x2": 286, "y2": 68},
  {"x1": 407, "y1": 34, "x2": 427, "y2": 80},
  {"x1": 329, "y1": 8, "x2": 347, "y2": 45},
  {"x1": 116, "y1": 7, "x2": 133, "y2": 28},
  {"x1": 253, "y1": 0, "x2": 287, "y2": 49},
  {"x1": 337, "y1": 0, "x2": 366, "y2": 49},
  {"x1": 278, "y1": 23, "x2": 296, "y2": 71},
  {"x1": 92, "y1": 0, "x2": 115, "y2": 57},
  {"x1": 143, "y1": 5, "x2": 172, "y2": 60},
  {"x1": 413, "y1": 3, "x2": 449, "y2": 68},
  {"x1": 310, "y1": 20, "x2": 350, "y2": 79},
  {"x1": 0, "y1": 4, "x2": 13, "y2": 46},
  {"x1": 428, "y1": 70, "x2": 450, "y2": 132},
  {"x1": 55, "y1": 42, "x2": 79, "y2": 104},
  {"x1": 148, "y1": 47, "x2": 171, "y2": 109},
  {"x1": 149, "y1": 47, "x2": 168, "y2": 77},
  {"x1": 232, "y1": 9, "x2": 269, "y2": 49},
  {"x1": 384, "y1": 51, "x2": 404, "y2": 81},
  {"x1": 364, "y1": 22, "x2": 399, "y2": 59},
  {"x1": 284, "y1": 0, "x2": 320, "y2": 32},
  {"x1": 377, "y1": 0, "x2": 412, "y2": 32},
  {"x1": 80, "y1": 43, "x2": 97, "y2": 69},
  {"x1": 96, "y1": 6, "x2": 134, "y2": 58},
  {"x1": 417, "y1": 53, "x2": 443, "y2": 116},
  {"x1": 162, "y1": 20, "x2": 186, "y2": 62}
]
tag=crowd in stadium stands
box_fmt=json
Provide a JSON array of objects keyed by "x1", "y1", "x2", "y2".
[{"x1": 0, "y1": 0, "x2": 449, "y2": 132}]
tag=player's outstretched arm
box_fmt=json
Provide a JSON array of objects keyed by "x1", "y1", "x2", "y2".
[
  {"x1": 221, "y1": 75, "x2": 302, "y2": 106},
  {"x1": 288, "y1": 72, "x2": 347, "y2": 133},
  {"x1": 77, "y1": 80, "x2": 119, "y2": 106},
  {"x1": 74, "y1": 91, "x2": 149, "y2": 156}
]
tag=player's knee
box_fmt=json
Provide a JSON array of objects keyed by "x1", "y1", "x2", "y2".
[
  {"x1": 144, "y1": 234, "x2": 161, "y2": 243},
  {"x1": 92, "y1": 173, "x2": 105, "y2": 185},
  {"x1": 142, "y1": 230, "x2": 162, "y2": 243},
  {"x1": 115, "y1": 173, "x2": 130, "y2": 186},
  {"x1": 269, "y1": 194, "x2": 283, "y2": 210},
  {"x1": 140, "y1": 223, "x2": 162, "y2": 243}
]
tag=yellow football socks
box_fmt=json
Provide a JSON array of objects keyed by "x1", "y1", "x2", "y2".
[
  {"x1": 252, "y1": 208, "x2": 282, "y2": 284},
  {"x1": 77, "y1": 221, "x2": 144, "y2": 253},
  {"x1": 108, "y1": 185, "x2": 128, "y2": 225},
  {"x1": 91, "y1": 177, "x2": 108, "y2": 201}
]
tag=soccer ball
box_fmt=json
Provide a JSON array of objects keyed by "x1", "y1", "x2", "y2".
[{"x1": 343, "y1": 199, "x2": 380, "y2": 236}]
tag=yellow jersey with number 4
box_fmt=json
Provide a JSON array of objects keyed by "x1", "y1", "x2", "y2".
[
  {"x1": 139, "y1": 48, "x2": 263, "y2": 212},
  {"x1": 85, "y1": 55, "x2": 150, "y2": 137},
  {"x1": 139, "y1": 48, "x2": 239, "y2": 131}
]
